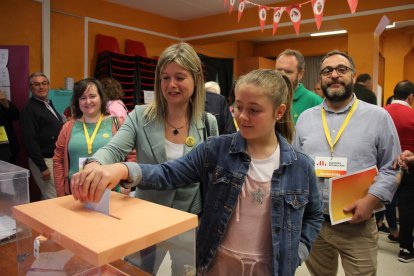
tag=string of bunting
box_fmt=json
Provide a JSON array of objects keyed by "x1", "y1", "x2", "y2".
[{"x1": 223, "y1": 0, "x2": 359, "y2": 35}]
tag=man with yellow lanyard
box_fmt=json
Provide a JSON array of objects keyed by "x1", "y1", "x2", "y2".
[{"x1": 294, "y1": 50, "x2": 401, "y2": 276}]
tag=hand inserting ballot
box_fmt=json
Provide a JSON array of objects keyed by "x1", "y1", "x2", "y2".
[{"x1": 70, "y1": 162, "x2": 129, "y2": 202}]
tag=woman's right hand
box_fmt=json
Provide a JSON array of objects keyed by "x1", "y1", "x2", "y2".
[{"x1": 71, "y1": 162, "x2": 129, "y2": 202}]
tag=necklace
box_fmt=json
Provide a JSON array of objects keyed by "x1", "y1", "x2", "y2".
[{"x1": 165, "y1": 119, "x2": 186, "y2": 135}]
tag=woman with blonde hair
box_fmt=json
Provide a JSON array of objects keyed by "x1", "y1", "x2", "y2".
[{"x1": 78, "y1": 42, "x2": 218, "y2": 275}]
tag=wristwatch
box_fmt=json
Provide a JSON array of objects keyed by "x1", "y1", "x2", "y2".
[{"x1": 82, "y1": 158, "x2": 101, "y2": 169}]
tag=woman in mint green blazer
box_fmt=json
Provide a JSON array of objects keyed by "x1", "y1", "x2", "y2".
[{"x1": 84, "y1": 42, "x2": 218, "y2": 275}]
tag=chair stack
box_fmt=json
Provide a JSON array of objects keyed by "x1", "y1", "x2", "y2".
[
  {"x1": 125, "y1": 39, "x2": 158, "y2": 105},
  {"x1": 94, "y1": 34, "x2": 141, "y2": 110}
]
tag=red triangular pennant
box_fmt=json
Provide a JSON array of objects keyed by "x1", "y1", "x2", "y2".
[
  {"x1": 286, "y1": 5, "x2": 302, "y2": 35},
  {"x1": 347, "y1": 0, "x2": 359, "y2": 14},
  {"x1": 272, "y1": 7, "x2": 284, "y2": 35},
  {"x1": 312, "y1": 0, "x2": 325, "y2": 30},
  {"x1": 229, "y1": 0, "x2": 235, "y2": 14},
  {"x1": 238, "y1": 1, "x2": 246, "y2": 23},
  {"x1": 258, "y1": 6, "x2": 268, "y2": 32}
]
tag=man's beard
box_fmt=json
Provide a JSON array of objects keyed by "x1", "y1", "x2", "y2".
[{"x1": 322, "y1": 80, "x2": 353, "y2": 103}]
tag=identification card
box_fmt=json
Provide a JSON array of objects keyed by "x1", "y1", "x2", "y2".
[
  {"x1": 315, "y1": 156, "x2": 347, "y2": 178},
  {"x1": 78, "y1": 157, "x2": 87, "y2": 171}
]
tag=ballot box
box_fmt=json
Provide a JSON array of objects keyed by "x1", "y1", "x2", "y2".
[
  {"x1": 0, "y1": 160, "x2": 30, "y2": 245},
  {"x1": 13, "y1": 192, "x2": 198, "y2": 275}
]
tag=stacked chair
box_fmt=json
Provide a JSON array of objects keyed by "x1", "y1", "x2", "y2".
[
  {"x1": 94, "y1": 35, "x2": 158, "y2": 110},
  {"x1": 125, "y1": 39, "x2": 157, "y2": 105}
]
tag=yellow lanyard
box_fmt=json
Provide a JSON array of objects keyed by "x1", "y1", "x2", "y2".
[
  {"x1": 83, "y1": 114, "x2": 103, "y2": 155},
  {"x1": 321, "y1": 99, "x2": 359, "y2": 156}
]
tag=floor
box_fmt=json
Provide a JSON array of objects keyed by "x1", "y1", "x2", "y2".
[
  {"x1": 295, "y1": 231, "x2": 414, "y2": 275},
  {"x1": 155, "y1": 231, "x2": 414, "y2": 275}
]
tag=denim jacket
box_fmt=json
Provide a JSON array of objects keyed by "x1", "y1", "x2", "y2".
[{"x1": 128, "y1": 132, "x2": 323, "y2": 276}]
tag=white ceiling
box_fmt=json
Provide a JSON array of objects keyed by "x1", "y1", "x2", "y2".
[{"x1": 105, "y1": 0, "x2": 284, "y2": 21}]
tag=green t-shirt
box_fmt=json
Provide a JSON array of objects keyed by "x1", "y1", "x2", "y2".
[
  {"x1": 68, "y1": 117, "x2": 113, "y2": 180},
  {"x1": 292, "y1": 83, "x2": 323, "y2": 124}
]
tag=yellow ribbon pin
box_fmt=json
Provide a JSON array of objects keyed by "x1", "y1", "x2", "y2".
[
  {"x1": 103, "y1": 133, "x2": 110, "y2": 139},
  {"x1": 185, "y1": 136, "x2": 195, "y2": 147}
]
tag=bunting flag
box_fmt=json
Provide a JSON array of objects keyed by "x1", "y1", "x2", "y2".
[
  {"x1": 229, "y1": 0, "x2": 236, "y2": 14},
  {"x1": 228, "y1": 1, "x2": 359, "y2": 35},
  {"x1": 286, "y1": 5, "x2": 302, "y2": 35},
  {"x1": 258, "y1": 6, "x2": 268, "y2": 32},
  {"x1": 347, "y1": 0, "x2": 358, "y2": 14},
  {"x1": 238, "y1": 1, "x2": 246, "y2": 22},
  {"x1": 272, "y1": 7, "x2": 284, "y2": 35},
  {"x1": 312, "y1": 0, "x2": 325, "y2": 30}
]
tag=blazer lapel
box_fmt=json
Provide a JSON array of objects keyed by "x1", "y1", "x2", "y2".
[
  {"x1": 143, "y1": 119, "x2": 167, "y2": 163},
  {"x1": 184, "y1": 117, "x2": 204, "y2": 154}
]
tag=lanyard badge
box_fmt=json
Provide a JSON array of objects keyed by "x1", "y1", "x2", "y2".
[{"x1": 316, "y1": 99, "x2": 359, "y2": 178}]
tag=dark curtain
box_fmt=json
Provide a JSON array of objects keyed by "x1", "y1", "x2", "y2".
[{"x1": 198, "y1": 54, "x2": 233, "y2": 99}]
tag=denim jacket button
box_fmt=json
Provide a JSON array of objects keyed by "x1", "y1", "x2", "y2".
[{"x1": 275, "y1": 226, "x2": 281, "y2": 232}]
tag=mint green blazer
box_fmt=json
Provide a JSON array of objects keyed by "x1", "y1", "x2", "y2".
[{"x1": 93, "y1": 105, "x2": 219, "y2": 214}]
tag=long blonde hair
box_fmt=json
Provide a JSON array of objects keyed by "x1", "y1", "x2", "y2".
[
  {"x1": 145, "y1": 42, "x2": 205, "y2": 122},
  {"x1": 235, "y1": 69, "x2": 295, "y2": 143}
]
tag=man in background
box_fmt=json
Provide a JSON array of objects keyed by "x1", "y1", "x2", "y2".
[
  {"x1": 275, "y1": 49, "x2": 322, "y2": 124},
  {"x1": 204, "y1": 81, "x2": 236, "y2": 135},
  {"x1": 354, "y1": 73, "x2": 377, "y2": 105},
  {"x1": 384, "y1": 80, "x2": 414, "y2": 262},
  {"x1": 21, "y1": 72, "x2": 64, "y2": 199},
  {"x1": 0, "y1": 89, "x2": 19, "y2": 164}
]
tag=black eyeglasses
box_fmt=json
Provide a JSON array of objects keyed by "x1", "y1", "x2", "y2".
[{"x1": 320, "y1": 65, "x2": 354, "y2": 77}]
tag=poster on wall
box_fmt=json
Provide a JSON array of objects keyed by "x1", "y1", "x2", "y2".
[
  {"x1": 0, "y1": 49, "x2": 8, "y2": 67},
  {"x1": 0, "y1": 49, "x2": 10, "y2": 99}
]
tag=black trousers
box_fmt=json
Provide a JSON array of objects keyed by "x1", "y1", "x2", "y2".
[{"x1": 398, "y1": 171, "x2": 414, "y2": 250}]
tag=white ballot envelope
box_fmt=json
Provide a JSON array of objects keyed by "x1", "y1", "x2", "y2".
[{"x1": 84, "y1": 189, "x2": 110, "y2": 215}]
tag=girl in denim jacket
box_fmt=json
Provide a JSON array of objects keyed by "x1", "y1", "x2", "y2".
[{"x1": 72, "y1": 69, "x2": 323, "y2": 276}]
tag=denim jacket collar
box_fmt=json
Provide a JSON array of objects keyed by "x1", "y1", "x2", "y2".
[{"x1": 229, "y1": 131, "x2": 297, "y2": 166}]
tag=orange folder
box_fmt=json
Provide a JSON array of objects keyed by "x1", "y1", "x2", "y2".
[{"x1": 329, "y1": 165, "x2": 384, "y2": 225}]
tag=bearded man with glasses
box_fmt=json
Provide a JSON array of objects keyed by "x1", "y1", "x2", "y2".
[
  {"x1": 294, "y1": 50, "x2": 401, "y2": 275},
  {"x1": 21, "y1": 72, "x2": 64, "y2": 199}
]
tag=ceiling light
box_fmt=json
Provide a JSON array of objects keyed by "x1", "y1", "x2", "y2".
[
  {"x1": 310, "y1": 30, "x2": 347, "y2": 37},
  {"x1": 385, "y1": 22, "x2": 396, "y2": 29}
]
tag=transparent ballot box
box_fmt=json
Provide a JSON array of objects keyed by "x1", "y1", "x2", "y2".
[
  {"x1": 0, "y1": 160, "x2": 30, "y2": 245},
  {"x1": 13, "y1": 192, "x2": 198, "y2": 275}
]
